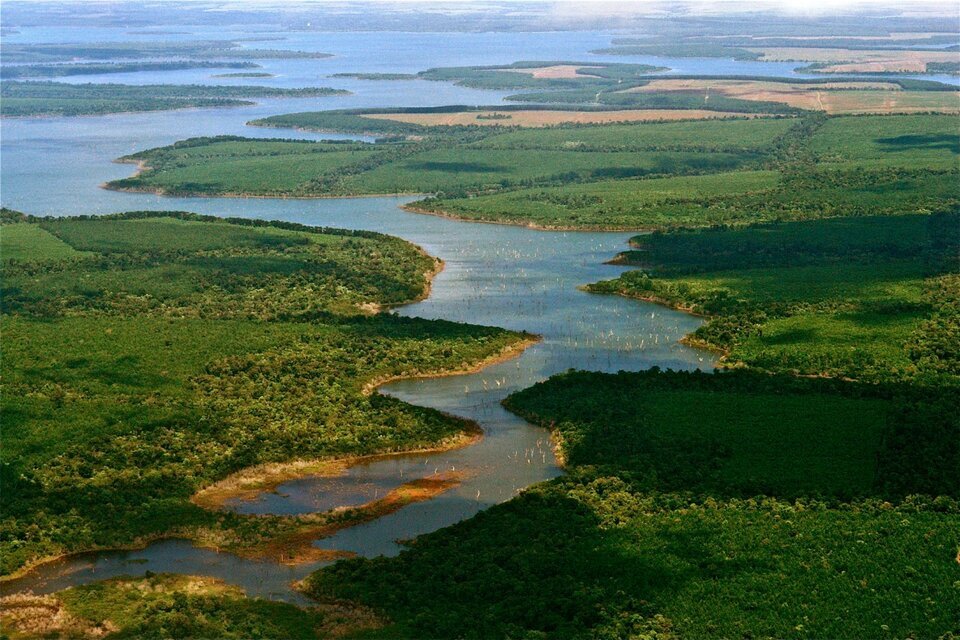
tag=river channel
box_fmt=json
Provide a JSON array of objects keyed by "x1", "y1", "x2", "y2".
[{"x1": 11, "y1": 26, "x2": 908, "y2": 602}]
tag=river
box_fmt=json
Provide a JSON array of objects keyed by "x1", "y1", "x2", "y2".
[{"x1": 3, "y1": 26, "x2": 943, "y2": 603}]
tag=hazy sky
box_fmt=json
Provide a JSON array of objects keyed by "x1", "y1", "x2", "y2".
[{"x1": 5, "y1": 0, "x2": 958, "y2": 20}]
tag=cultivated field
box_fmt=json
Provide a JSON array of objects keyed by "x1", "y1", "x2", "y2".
[
  {"x1": 362, "y1": 108, "x2": 763, "y2": 127},
  {"x1": 752, "y1": 46, "x2": 959, "y2": 73},
  {"x1": 500, "y1": 64, "x2": 602, "y2": 78},
  {"x1": 624, "y1": 79, "x2": 960, "y2": 113}
]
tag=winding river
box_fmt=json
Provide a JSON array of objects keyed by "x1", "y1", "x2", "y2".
[
  {"x1": 0, "y1": 193, "x2": 710, "y2": 602},
  {"x1": 9, "y1": 25, "x2": 948, "y2": 603}
]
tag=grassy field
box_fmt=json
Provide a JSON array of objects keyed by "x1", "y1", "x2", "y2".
[
  {"x1": 467, "y1": 116, "x2": 794, "y2": 150},
  {"x1": 1, "y1": 222, "x2": 88, "y2": 260},
  {"x1": 362, "y1": 109, "x2": 764, "y2": 127},
  {"x1": 622, "y1": 78, "x2": 960, "y2": 114},
  {"x1": 412, "y1": 170, "x2": 781, "y2": 229},
  {"x1": 109, "y1": 117, "x2": 779, "y2": 199},
  {"x1": 0, "y1": 211, "x2": 529, "y2": 577},
  {"x1": 808, "y1": 113, "x2": 960, "y2": 169},
  {"x1": 413, "y1": 113, "x2": 959, "y2": 229},
  {"x1": 0, "y1": 82, "x2": 349, "y2": 117},
  {"x1": 110, "y1": 113, "x2": 959, "y2": 230},
  {"x1": 111, "y1": 138, "x2": 380, "y2": 196},
  {"x1": 589, "y1": 212, "x2": 959, "y2": 381},
  {"x1": 416, "y1": 61, "x2": 666, "y2": 91},
  {"x1": 750, "y1": 47, "x2": 959, "y2": 73}
]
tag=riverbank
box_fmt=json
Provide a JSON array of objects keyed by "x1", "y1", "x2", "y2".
[{"x1": 1, "y1": 212, "x2": 535, "y2": 583}]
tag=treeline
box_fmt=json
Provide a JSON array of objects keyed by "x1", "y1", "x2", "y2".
[
  {"x1": 0, "y1": 61, "x2": 261, "y2": 79},
  {"x1": 507, "y1": 87, "x2": 801, "y2": 114},
  {"x1": 1, "y1": 82, "x2": 350, "y2": 117},
  {"x1": 591, "y1": 43, "x2": 763, "y2": 59}
]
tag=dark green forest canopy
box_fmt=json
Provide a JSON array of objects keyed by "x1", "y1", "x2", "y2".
[
  {"x1": 589, "y1": 212, "x2": 960, "y2": 382},
  {"x1": 307, "y1": 370, "x2": 959, "y2": 639},
  {"x1": 298, "y1": 113, "x2": 959, "y2": 639},
  {"x1": 0, "y1": 211, "x2": 528, "y2": 576}
]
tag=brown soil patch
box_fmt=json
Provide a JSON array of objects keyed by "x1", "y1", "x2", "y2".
[
  {"x1": 500, "y1": 64, "x2": 601, "y2": 79},
  {"x1": 192, "y1": 426, "x2": 481, "y2": 513},
  {"x1": 750, "y1": 47, "x2": 958, "y2": 73},
  {"x1": 364, "y1": 109, "x2": 764, "y2": 127},
  {"x1": 630, "y1": 79, "x2": 900, "y2": 93},
  {"x1": 193, "y1": 459, "x2": 353, "y2": 510},
  {"x1": 817, "y1": 91, "x2": 960, "y2": 114},
  {"x1": 245, "y1": 473, "x2": 464, "y2": 566}
]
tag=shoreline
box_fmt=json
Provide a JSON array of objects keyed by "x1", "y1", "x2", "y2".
[
  {"x1": 100, "y1": 159, "x2": 651, "y2": 232},
  {"x1": 1, "y1": 90, "x2": 352, "y2": 121},
  {"x1": 192, "y1": 425, "x2": 483, "y2": 511},
  {"x1": 399, "y1": 204, "x2": 654, "y2": 233},
  {"x1": 361, "y1": 334, "x2": 542, "y2": 396},
  {"x1": 99, "y1": 177, "x2": 655, "y2": 232},
  {"x1": 0, "y1": 471, "x2": 467, "y2": 585},
  {"x1": 3, "y1": 335, "x2": 542, "y2": 587},
  {"x1": 583, "y1": 284, "x2": 729, "y2": 359}
]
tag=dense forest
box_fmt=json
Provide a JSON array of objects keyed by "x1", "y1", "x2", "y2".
[
  {"x1": 0, "y1": 210, "x2": 530, "y2": 578},
  {"x1": 306, "y1": 369, "x2": 959, "y2": 638}
]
